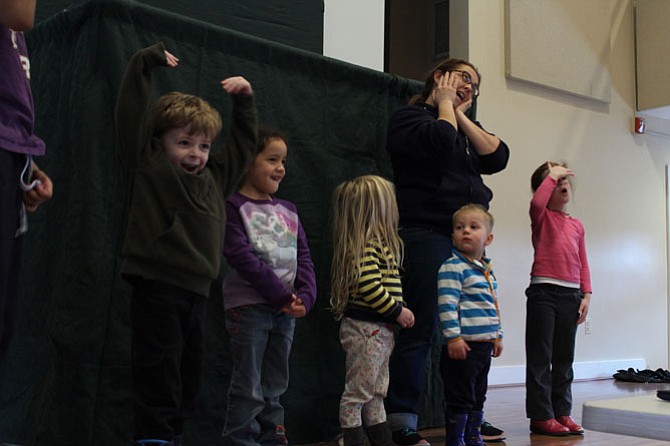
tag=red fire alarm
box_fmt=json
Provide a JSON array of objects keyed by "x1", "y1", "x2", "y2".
[{"x1": 634, "y1": 116, "x2": 646, "y2": 134}]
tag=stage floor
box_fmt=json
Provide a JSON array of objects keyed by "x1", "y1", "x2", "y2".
[{"x1": 582, "y1": 391, "x2": 670, "y2": 441}]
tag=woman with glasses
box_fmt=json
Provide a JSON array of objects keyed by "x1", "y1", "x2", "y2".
[{"x1": 384, "y1": 59, "x2": 510, "y2": 446}]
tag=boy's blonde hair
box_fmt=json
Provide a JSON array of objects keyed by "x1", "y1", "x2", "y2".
[
  {"x1": 329, "y1": 175, "x2": 403, "y2": 320},
  {"x1": 150, "y1": 91, "x2": 223, "y2": 139},
  {"x1": 452, "y1": 203, "x2": 494, "y2": 232}
]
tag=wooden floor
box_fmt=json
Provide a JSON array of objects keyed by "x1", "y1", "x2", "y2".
[
  {"x1": 420, "y1": 378, "x2": 670, "y2": 446},
  {"x1": 307, "y1": 379, "x2": 670, "y2": 446}
]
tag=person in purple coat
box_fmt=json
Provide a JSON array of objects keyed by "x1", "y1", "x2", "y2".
[
  {"x1": 222, "y1": 127, "x2": 317, "y2": 446},
  {"x1": 1, "y1": 0, "x2": 53, "y2": 359}
]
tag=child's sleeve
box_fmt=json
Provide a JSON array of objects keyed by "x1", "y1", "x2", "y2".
[
  {"x1": 437, "y1": 259, "x2": 463, "y2": 341},
  {"x1": 493, "y1": 278, "x2": 504, "y2": 339},
  {"x1": 211, "y1": 94, "x2": 258, "y2": 198},
  {"x1": 294, "y1": 219, "x2": 317, "y2": 312},
  {"x1": 529, "y1": 175, "x2": 556, "y2": 223},
  {"x1": 578, "y1": 226, "x2": 592, "y2": 293},
  {"x1": 476, "y1": 135, "x2": 510, "y2": 175},
  {"x1": 115, "y1": 42, "x2": 168, "y2": 170}
]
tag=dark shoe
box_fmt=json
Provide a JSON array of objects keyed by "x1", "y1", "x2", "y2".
[
  {"x1": 343, "y1": 426, "x2": 366, "y2": 446},
  {"x1": 635, "y1": 369, "x2": 666, "y2": 383},
  {"x1": 654, "y1": 368, "x2": 670, "y2": 382},
  {"x1": 391, "y1": 428, "x2": 430, "y2": 446},
  {"x1": 365, "y1": 421, "x2": 393, "y2": 446},
  {"x1": 529, "y1": 419, "x2": 570, "y2": 436},
  {"x1": 480, "y1": 421, "x2": 506, "y2": 442},
  {"x1": 555, "y1": 416, "x2": 584, "y2": 434},
  {"x1": 613, "y1": 368, "x2": 647, "y2": 382}
]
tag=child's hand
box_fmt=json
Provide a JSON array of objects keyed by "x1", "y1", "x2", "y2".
[
  {"x1": 282, "y1": 294, "x2": 307, "y2": 318},
  {"x1": 447, "y1": 338, "x2": 470, "y2": 360},
  {"x1": 577, "y1": 292, "x2": 591, "y2": 325},
  {"x1": 23, "y1": 166, "x2": 53, "y2": 212},
  {"x1": 547, "y1": 162, "x2": 574, "y2": 181},
  {"x1": 221, "y1": 76, "x2": 253, "y2": 96},
  {"x1": 164, "y1": 50, "x2": 179, "y2": 67},
  {"x1": 396, "y1": 307, "x2": 415, "y2": 329},
  {"x1": 492, "y1": 339, "x2": 503, "y2": 358}
]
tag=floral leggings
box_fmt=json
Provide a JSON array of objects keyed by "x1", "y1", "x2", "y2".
[{"x1": 339, "y1": 317, "x2": 395, "y2": 428}]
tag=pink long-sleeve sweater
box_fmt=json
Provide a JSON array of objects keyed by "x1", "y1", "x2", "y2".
[{"x1": 529, "y1": 176, "x2": 592, "y2": 293}]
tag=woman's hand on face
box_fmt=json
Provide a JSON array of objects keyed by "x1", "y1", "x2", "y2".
[
  {"x1": 432, "y1": 71, "x2": 458, "y2": 107},
  {"x1": 455, "y1": 98, "x2": 472, "y2": 115}
]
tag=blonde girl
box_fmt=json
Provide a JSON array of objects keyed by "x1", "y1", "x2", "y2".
[{"x1": 330, "y1": 175, "x2": 415, "y2": 446}]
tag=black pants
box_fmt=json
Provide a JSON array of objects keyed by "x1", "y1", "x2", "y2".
[
  {"x1": 0, "y1": 150, "x2": 25, "y2": 358},
  {"x1": 525, "y1": 283, "x2": 581, "y2": 420},
  {"x1": 440, "y1": 341, "x2": 492, "y2": 415},
  {"x1": 131, "y1": 279, "x2": 207, "y2": 441}
]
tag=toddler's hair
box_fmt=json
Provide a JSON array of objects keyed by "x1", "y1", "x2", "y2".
[
  {"x1": 256, "y1": 127, "x2": 287, "y2": 154},
  {"x1": 453, "y1": 203, "x2": 494, "y2": 232},
  {"x1": 329, "y1": 175, "x2": 403, "y2": 320},
  {"x1": 530, "y1": 161, "x2": 568, "y2": 192},
  {"x1": 150, "y1": 91, "x2": 222, "y2": 139}
]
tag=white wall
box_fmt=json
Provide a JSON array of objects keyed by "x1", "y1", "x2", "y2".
[
  {"x1": 322, "y1": 0, "x2": 385, "y2": 70},
  {"x1": 323, "y1": 0, "x2": 670, "y2": 384}
]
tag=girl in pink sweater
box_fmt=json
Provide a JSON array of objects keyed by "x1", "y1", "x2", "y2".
[{"x1": 525, "y1": 162, "x2": 592, "y2": 437}]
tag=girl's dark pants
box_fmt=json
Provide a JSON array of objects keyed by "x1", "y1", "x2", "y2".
[{"x1": 525, "y1": 283, "x2": 581, "y2": 420}]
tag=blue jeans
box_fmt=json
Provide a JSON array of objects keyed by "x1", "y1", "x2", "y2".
[
  {"x1": 223, "y1": 305, "x2": 295, "y2": 446},
  {"x1": 386, "y1": 227, "x2": 452, "y2": 430}
]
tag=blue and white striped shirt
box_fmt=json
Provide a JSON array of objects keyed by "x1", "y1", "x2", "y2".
[{"x1": 437, "y1": 250, "x2": 502, "y2": 343}]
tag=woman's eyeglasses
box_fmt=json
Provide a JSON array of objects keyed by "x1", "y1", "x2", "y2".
[{"x1": 451, "y1": 70, "x2": 480, "y2": 97}]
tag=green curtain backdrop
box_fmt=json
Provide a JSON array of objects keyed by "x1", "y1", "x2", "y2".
[
  {"x1": 34, "y1": 0, "x2": 324, "y2": 54},
  {"x1": 0, "y1": 1, "x2": 450, "y2": 445}
]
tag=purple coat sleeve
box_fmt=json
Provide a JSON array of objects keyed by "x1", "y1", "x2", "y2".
[{"x1": 294, "y1": 219, "x2": 317, "y2": 312}]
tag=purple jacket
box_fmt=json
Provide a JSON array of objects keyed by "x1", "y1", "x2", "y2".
[
  {"x1": 0, "y1": 26, "x2": 45, "y2": 155},
  {"x1": 222, "y1": 192, "x2": 317, "y2": 312}
]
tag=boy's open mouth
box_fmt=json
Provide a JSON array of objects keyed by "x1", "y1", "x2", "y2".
[{"x1": 182, "y1": 163, "x2": 199, "y2": 174}]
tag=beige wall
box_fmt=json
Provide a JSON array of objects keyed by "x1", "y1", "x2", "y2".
[
  {"x1": 323, "y1": 0, "x2": 385, "y2": 70},
  {"x1": 469, "y1": 0, "x2": 669, "y2": 379},
  {"x1": 325, "y1": 0, "x2": 670, "y2": 382}
]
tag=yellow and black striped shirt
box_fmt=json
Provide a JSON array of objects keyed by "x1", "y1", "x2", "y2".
[{"x1": 345, "y1": 241, "x2": 404, "y2": 323}]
